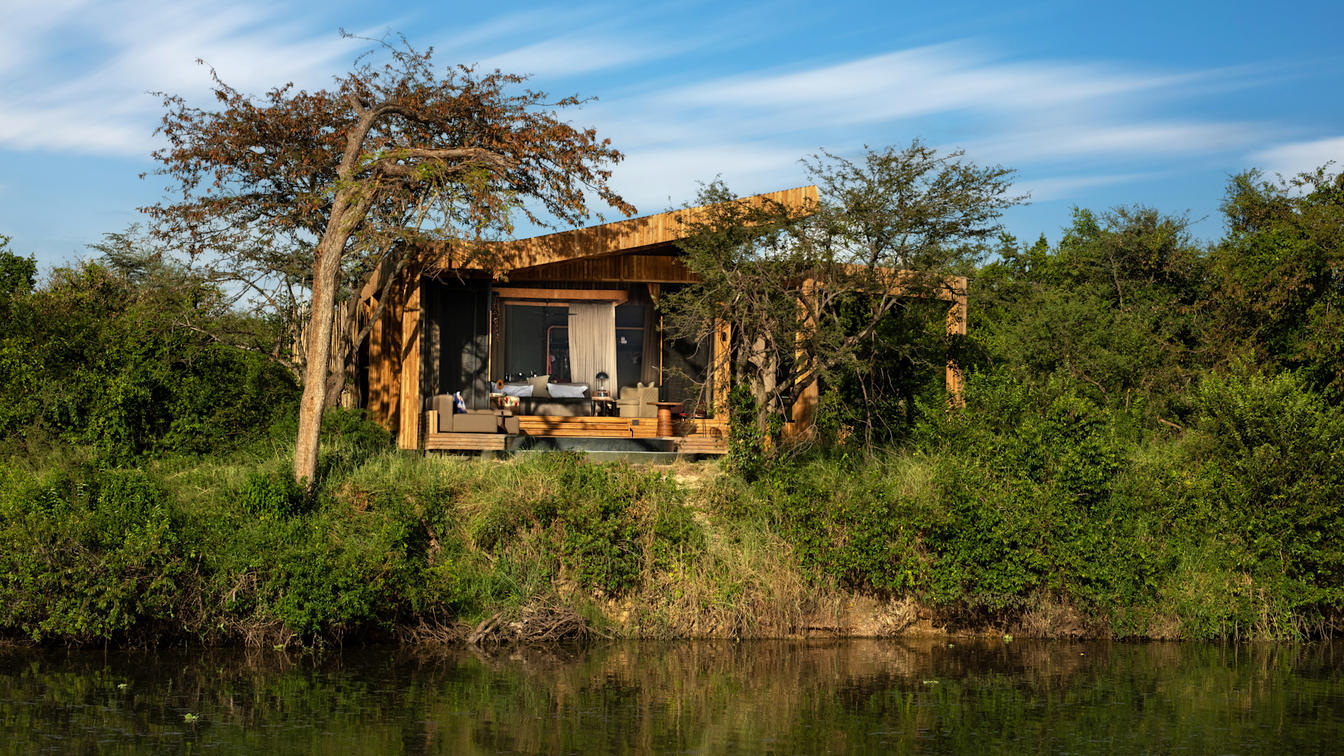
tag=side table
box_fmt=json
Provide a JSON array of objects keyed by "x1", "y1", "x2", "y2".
[{"x1": 648, "y1": 401, "x2": 682, "y2": 437}]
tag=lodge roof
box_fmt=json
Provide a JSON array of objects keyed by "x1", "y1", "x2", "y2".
[{"x1": 426, "y1": 185, "x2": 818, "y2": 275}]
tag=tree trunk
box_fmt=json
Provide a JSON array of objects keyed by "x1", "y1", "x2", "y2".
[
  {"x1": 293, "y1": 200, "x2": 355, "y2": 486},
  {"x1": 324, "y1": 348, "x2": 348, "y2": 408}
]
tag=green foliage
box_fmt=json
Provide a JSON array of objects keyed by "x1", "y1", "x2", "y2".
[
  {"x1": 1156, "y1": 371, "x2": 1344, "y2": 636},
  {"x1": 1207, "y1": 168, "x2": 1344, "y2": 398},
  {"x1": 725, "y1": 384, "x2": 769, "y2": 480},
  {"x1": 238, "y1": 471, "x2": 311, "y2": 520},
  {"x1": 458, "y1": 454, "x2": 704, "y2": 597},
  {"x1": 4, "y1": 160, "x2": 1344, "y2": 645},
  {"x1": 664, "y1": 142, "x2": 1018, "y2": 435},
  {"x1": 728, "y1": 378, "x2": 1151, "y2": 619},
  {"x1": 746, "y1": 458, "x2": 927, "y2": 595},
  {"x1": 0, "y1": 448, "x2": 722, "y2": 645},
  {"x1": 0, "y1": 232, "x2": 297, "y2": 459},
  {"x1": 0, "y1": 463, "x2": 186, "y2": 643},
  {"x1": 973, "y1": 207, "x2": 1206, "y2": 428},
  {"x1": 0, "y1": 235, "x2": 37, "y2": 299}
]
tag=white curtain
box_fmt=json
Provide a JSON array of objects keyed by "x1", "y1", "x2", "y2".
[{"x1": 568, "y1": 302, "x2": 617, "y2": 390}]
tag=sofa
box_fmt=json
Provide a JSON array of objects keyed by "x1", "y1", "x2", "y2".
[
  {"x1": 426, "y1": 394, "x2": 519, "y2": 434},
  {"x1": 499, "y1": 376, "x2": 592, "y2": 416}
]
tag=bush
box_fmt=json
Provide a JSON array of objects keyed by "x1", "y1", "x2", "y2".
[
  {"x1": 0, "y1": 258, "x2": 297, "y2": 460},
  {"x1": 0, "y1": 464, "x2": 186, "y2": 643},
  {"x1": 238, "y1": 470, "x2": 311, "y2": 520},
  {"x1": 451, "y1": 454, "x2": 704, "y2": 598},
  {"x1": 1155, "y1": 371, "x2": 1344, "y2": 636}
]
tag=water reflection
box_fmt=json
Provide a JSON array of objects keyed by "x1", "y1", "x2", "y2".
[{"x1": 2, "y1": 640, "x2": 1342, "y2": 754}]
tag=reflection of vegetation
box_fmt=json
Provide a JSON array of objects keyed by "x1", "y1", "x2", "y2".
[{"x1": 1, "y1": 641, "x2": 1341, "y2": 754}]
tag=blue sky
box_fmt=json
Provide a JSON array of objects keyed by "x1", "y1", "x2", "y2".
[{"x1": 2, "y1": 0, "x2": 1342, "y2": 267}]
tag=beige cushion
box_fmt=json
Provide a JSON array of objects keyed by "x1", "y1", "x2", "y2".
[
  {"x1": 527, "y1": 374, "x2": 551, "y2": 398},
  {"x1": 617, "y1": 384, "x2": 659, "y2": 418}
]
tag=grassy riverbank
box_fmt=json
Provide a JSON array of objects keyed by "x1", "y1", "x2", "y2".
[
  {"x1": 4, "y1": 169, "x2": 1344, "y2": 646},
  {"x1": 4, "y1": 368, "x2": 1341, "y2": 647}
]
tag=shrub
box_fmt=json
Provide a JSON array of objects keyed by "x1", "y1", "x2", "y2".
[
  {"x1": 1157, "y1": 371, "x2": 1344, "y2": 636},
  {"x1": 0, "y1": 464, "x2": 186, "y2": 643},
  {"x1": 238, "y1": 470, "x2": 311, "y2": 520}
]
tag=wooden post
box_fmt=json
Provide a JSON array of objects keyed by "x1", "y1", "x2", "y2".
[
  {"x1": 945, "y1": 277, "x2": 967, "y2": 408},
  {"x1": 711, "y1": 319, "x2": 731, "y2": 416},
  {"x1": 398, "y1": 270, "x2": 424, "y2": 449},
  {"x1": 367, "y1": 288, "x2": 393, "y2": 428},
  {"x1": 787, "y1": 278, "x2": 819, "y2": 440}
]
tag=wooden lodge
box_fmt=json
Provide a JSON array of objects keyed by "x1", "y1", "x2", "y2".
[{"x1": 356, "y1": 186, "x2": 967, "y2": 455}]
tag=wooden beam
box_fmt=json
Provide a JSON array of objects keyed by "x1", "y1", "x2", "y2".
[
  {"x1": 945, "y1": 281, "x2": 968, "y2": 409},
  {"x1": 711, "y1": 319, "x2": 731, "y2": 416},
  {"x1": 426, "y1": 185, "x2": 819, "y2": 273},
  {"x1": 493, "y1": 287, "x2": 629, "y2": 304},
  {"x1": 367, "y1": 276, "x2": 403, "y2": 430},
  {"x1": 397, "y1": 271, "x2": 423, "y2": 449},
  {"x1": 505, "y1": 252, "x2": 699, "y2": 284},
  {"x1": 425, "y1": 431, "x2": 508, "y2": 451}
]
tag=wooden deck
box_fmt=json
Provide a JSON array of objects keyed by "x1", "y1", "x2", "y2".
[
  {"x1": 424, "y1": 432, "x2": 508, "y2": 451},
  {"x1": 424, "y1": 414, "x2": 729, "y2": 454}
]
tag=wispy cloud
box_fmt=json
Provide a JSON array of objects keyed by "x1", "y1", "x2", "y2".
[
  {"x1": 956, "y1": 121, "x2": 1269, "y2": 165},
  {"x1": 576, "y1": 40, "x2": 1273, "y2": 209},
  {"x1": 664, "y1": 44, "x2": 1199, "y2": 123},
  {"x1": 1014, "y1": 172, "x2": 1156, "y2": 203},
  {"x1": 0, "y1": 0, "x2": 367, "y2": 156},
  {"x1": 1249, "y1": 136, "x2": 1344, "y2": 178},
  {"x1": 0, "y1": 2, "x2": 1291, "y2": 219},
  {"x1": 476, "y1": 35, "x2": 675, "y2": 78}
]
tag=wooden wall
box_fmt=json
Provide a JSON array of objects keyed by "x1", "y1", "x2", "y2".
[
  {"x1": 506, "y1": 252, "x2": 698, "y2": 284},
  {"x1": 366, "y1": 265, "x2": 423, "y2": 445}
]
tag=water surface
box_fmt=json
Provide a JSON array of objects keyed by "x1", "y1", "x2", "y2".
[{"x1": 2, "y1": 639, "x2": 1341, "y2": 754}]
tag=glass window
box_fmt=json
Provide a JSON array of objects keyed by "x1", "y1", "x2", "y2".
[
  {"x1": 615, "y1": 301, "x2": 647, "y2": 389},
  {"x1": 503, "y1": 304, "x2": 570, "y2": 381}
]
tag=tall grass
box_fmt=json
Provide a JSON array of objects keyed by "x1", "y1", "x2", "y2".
[{"x1": 3, "y1": 370, "x2": 1342, "y2": 646}]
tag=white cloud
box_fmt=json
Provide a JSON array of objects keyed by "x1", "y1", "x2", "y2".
[
  {"x1": 558, "y1": 40, "x2": 1280, "y2": 213},
  {"x1": 957, "y1": 122, "x2": 1268, "y2": 165},
  {"x1": 609, "y1": 143, "x2": 809, "y2": 212},
  {"x1": 476, "y1": 36, "x2": 668, "y2": 78},
  {"x1": 1014, "y1": 172, "x2": 1155, "y2": 202},
  {"x1": 0, "y1": 0, "x2": 369, "y2": 156},
  {"x1": 0, "y1": 0, "x2": 88, "y2": 75},
  {"x1": 666, "y1": 44, "x2": 1196, "y2": 122},
  {"x1": 0, "y1": 1, "x2": 1289, "y2": 227},
  {"x1": 1249, "y1": 136, "x2": 1344, "y2": 178}
]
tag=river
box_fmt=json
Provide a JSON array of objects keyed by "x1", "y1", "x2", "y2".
[{"x1": 2, "y1": 639, "x2": 1341, "y2": 754}]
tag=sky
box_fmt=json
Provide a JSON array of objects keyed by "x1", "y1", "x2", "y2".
[{"x1": 1, "y1": 0, "x2": 1342, "y2": 268}]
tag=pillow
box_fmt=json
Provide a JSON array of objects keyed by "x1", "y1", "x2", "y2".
[
  {"x1": 547, "y1": 382, "x2": 588, "y2": 399},
  {"x1": 501, "y1": 383, "x2": 533, "y2": 397},
  {"x1": 527, "y1": 374, "x2": 551, "y2": 398}
]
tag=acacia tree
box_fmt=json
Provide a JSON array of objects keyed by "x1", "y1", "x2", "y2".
[
  {"x1": 664, "y1": 141, "x2": 1018, "y2": 446},
  {"x1": 146, "y1": 36, "x2": 633, "y2": 485}
]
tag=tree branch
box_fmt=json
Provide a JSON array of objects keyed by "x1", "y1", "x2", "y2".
[{"x1": 174, "y1": 318, "x2": 302, "y2": 382}]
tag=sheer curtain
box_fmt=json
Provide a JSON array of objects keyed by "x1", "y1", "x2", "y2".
[{"x1": 567, "y1": 302, "x2": 617, "y2": 390}]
